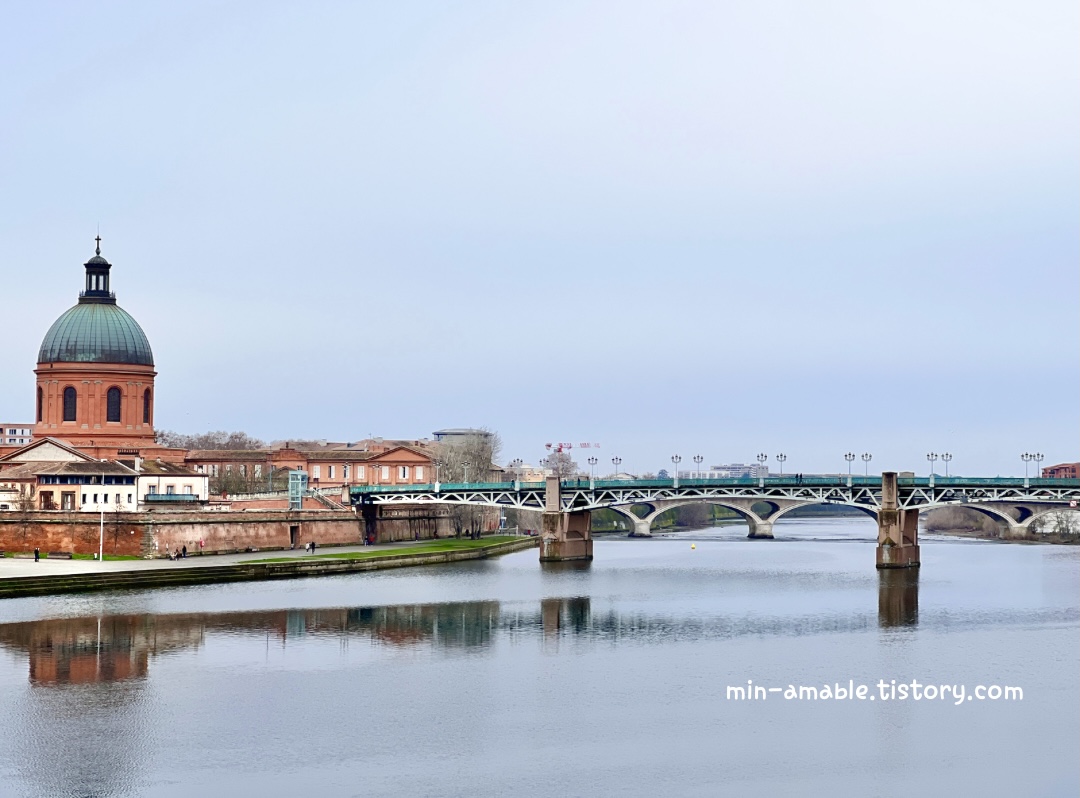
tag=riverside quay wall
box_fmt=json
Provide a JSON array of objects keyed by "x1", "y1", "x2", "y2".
[{"x1": 0, "y1": 508, "x2": 459, "y2": 557}]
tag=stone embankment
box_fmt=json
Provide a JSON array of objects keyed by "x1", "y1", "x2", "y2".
[{"x1": 0, "y1": 537, "x2": 538, "y2": 599}]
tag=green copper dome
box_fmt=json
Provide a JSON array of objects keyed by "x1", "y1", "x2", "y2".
[
  {"x1": 38, "y1": 303, "x2": 154, "y2": 366},
  {"x1": 37, "y1": 240, "x2": 154, "y2": 366}
]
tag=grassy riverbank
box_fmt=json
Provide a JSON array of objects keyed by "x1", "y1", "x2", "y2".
[
  {"x1": 248, "y1": 536, "x2": 524, "y2": 563},
  {"x1": 0, "y1": 536, "x2": 537, "y2": 599}
]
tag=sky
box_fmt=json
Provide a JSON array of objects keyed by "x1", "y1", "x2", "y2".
[{"x1": 1, "y1": 0, "x2": 1077, "y2": 477}]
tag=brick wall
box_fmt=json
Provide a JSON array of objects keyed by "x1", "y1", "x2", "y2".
[{"x1": 0, "y1": 505, "x2": 496, "y2": 557}]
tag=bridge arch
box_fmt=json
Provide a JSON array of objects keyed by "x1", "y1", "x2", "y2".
[{"x1": 609, "y1": 498, "x2": 794, "y2": 538}]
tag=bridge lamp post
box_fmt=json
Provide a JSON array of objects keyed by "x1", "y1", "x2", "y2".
[
  {"x1": 926, "y1": 452, "x2": 938, "y2": 488},
  {"x1": 1033, "y1": 453, "x2": 1044, "y2": 480},
  {"x1": 776, "y1": 453, "x2": 786, "y2": 477},
  {"x1": 844, "y1": 452, "x2": 855, "y2": 487},
  {"x1": 611, "y1": 456, "x2": 622, "y2": 479},
  {"x1": 588, "y1": 456, "x2": 598, "y2": 488},
  {"x1": 693, "y1": 454, "x2": 704, "y2": 478},
  {"x1": 941, "y1": 453, "x2": 952, "y2": 478},
  {"x1": 671, "y1": 455, "x2": 682, "y2": 488},
  {"x1": 509, "y1": 458, "x2": 523, "y2": 489},
  {"x1": 463, "y1": 461, "x2": 470, "y2": 485},
  {"x1": 756, "y1": 453, "x2": 767, "y2": 487},
  {"x1": 1021, "y1": 453, "x2": 1033, "y2": 487},
  {"x1": 861, "y1": 452, "x2": 872, "y2": 477}
]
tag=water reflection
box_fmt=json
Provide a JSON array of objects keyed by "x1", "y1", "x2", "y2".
[
  {"x1": 878, "y1": 568, "x2": 919, "y2": 628},
  {"x1": 0, "y1": 592, "x2": 923, "y2": 687}
]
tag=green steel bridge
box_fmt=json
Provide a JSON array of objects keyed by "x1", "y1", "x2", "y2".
[{"x1": 347, "y1": 474, "x2": 1079, "y2": 565}]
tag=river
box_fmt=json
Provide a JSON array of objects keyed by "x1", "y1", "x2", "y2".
[{"x1": 0, "y1": 518, "x2": 1076, "y2": 797}]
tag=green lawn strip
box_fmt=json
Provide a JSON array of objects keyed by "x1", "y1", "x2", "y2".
[{"x1": 246, "y1": 536, "x2": 523, "y2": 564}]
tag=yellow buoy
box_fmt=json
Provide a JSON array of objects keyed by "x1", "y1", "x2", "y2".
[{"x1": 691, "y1": 543, "x2": 696, "y2": 550}]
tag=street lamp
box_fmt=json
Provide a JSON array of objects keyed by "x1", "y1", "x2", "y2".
[
  {"x1": 693, "y1": 454, "x2": 704, "y2": 478},
  {"x1": 671, "y1": 455, "x2": 682, "y2": 488},
  {"x1": 861, "y1": 452, "x2": 872, "y2": 476},
  {"x1": 1033, "y1": 453, "x2": 1044, "y2": 479},
  {"x1": 588, "y1": 456, "x2": 598, "y2": 485},
  {"x1": 926, "y1": 452, "x2": 938, "y2": 488},
  {"x1": 941, "y1": 452, "x2": 952, "y2": 478},
  {"x1": 756, "y1": 453, "x2": 767, "y2": 487},
  {"x1": 776, "y1": 453, "x2": 787, "y2": 476},
  {"x1": 463, "y1": 461, "x2": 471, "y2": 484},
  {"x1": 1023, "y1": 452, "x2": 1043, "y2": 486},
  {"x1": 99, "y1": 464, "x2": 106, "y2": 563},
  {"x1": 611, "y1": 456, "x2": 622, "y2": 478},
  {"x1": 844, "y1": 452, "x2": 855, "y2": 487}
]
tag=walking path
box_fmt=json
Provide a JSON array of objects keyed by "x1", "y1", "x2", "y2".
[{"x1": 0, "y1": 541, "x2": 456, "y2": 580}]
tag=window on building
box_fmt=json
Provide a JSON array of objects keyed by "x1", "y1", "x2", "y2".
[
  {"x1": 196, "y1": 465, "x2": 205, "y2": 473},
  {"x1": 254, "y1": 465, "x2": 262, "y2": 478},
  {"x1": 143, "y1": 388, "x2": 151, "y2": 424},
  {"x1": 240, "y1": 465, "x2": 247, "y2": 477},
  {"x1": 148, "y1": 486, "x2": 157, "y2": 494},
  {"x1": 211, "y1": 464, "x2": 219, "y2": 476},
  {"x1": 328, "y1": 465, "x2": 335, "y2": 479},
  {"x1": 381, "y1": 466, "x2": 390, "y2": 481},
  {"x1": 93, "y1": 493, "x2": 98, "y2": 503},
  {"x1": 225, "y1": 465, "x2": 232, "y2": 474},
  {"x1": 184, "y1": 485, "x2": 193, "y2": 494},
  {"x1": 103, "y1": 493, "x2": 110, "y2": 503},
  {"x1": 343, "y1": 465, "x2": 350, "y2": 480},
  {"x1": 127, "y1": 494, "x2": 133, "y2": 504},
  {"x1": 63, "y1": 387, "x2": 77, "y2": 422},
  {"x1": 82, "y1": 494, "x2": 87, "y2": 505},
  {"x1": 415, "y1": 466, "x2": 424, "y2": 481},
  {"x1": 106, "y1": 387, "x2": 122, "y2": 422},
  {"x1": 357, "y1": 465, "x2": 365, "y2": 480},
  {"x1": 37, "y1": 387, "x2": 43, "y2": 422},
  {"x1": 313, "y1": 465, "x2": 321, "y2": 479},
  {"x1": 166, "y1": 485, "x2": 175, "y2": 494},
  {"x1": 398, "y1": 466, "x2": 408, "y2": 480}
]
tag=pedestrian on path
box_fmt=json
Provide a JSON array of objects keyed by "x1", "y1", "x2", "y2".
[{"x1": 182, "y1": 545, "x2": 188, "y2": 559}]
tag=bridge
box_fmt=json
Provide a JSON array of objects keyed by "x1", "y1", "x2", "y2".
[{"x1": 348, "y1": 473, "x2": 1080, "y2": 569}]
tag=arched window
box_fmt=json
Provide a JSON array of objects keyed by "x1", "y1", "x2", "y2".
[
  {"x1": 37, "y1": 387, "x2": 43, "y2": 422},
  {"x1": 63, "y1": 387, "x2": 77, "y2": 422},
  {"x1": 107, "y1": 387, "x2": 122, "y2": 422},
  {"x1": 143, "y1": 388, "x2": 152, "y2": 424}
]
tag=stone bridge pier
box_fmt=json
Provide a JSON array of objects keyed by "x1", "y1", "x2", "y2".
[
  {"x1": 540, "y1": 477, "x2": 593, "y2": 562},
  {"x1": 877, "y1": 471, "x2": 920, "y2": 568}
]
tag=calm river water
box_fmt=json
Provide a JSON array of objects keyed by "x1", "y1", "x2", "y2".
[{"x1": 0, "y1": 518, "x2": 1077, "y2": 797}]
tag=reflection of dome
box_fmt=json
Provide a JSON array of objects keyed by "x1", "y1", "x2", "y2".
[
  {"x1": 38, "y1": 303, "x2": 154, "y2": 366},
  {"x1": 37, "y1": 240, "x2": 154, "y2": 366}
]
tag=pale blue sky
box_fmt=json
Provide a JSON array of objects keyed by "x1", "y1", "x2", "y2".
[{"x1": 2, "y1": 1, "x2": 1076, "y2": 475}]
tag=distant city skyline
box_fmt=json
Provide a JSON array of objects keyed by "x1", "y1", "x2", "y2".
[{"x1": 2, "y1": 1, "x2": 1076, "y2": 477}]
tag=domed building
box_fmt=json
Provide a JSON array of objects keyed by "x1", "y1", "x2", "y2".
[{"x1": 33, "y1": 238, "x2": 157, "y2": 449}]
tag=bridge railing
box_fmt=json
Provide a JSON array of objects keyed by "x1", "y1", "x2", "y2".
[{"x1": 346, "y1": 476, "x2": 1080, "y2": 496}]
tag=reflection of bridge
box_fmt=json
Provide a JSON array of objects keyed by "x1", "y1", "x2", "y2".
[
  {"x1": 0, "y1": 585, "x2": 923, "y2": 686},
  {"x1": 349, "y1": 473, "x2": 1080, "y2": 568}
]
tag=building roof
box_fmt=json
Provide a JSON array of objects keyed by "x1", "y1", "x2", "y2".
[
  {"x1": 185, "y1": 449, "x2": 274, "y2": 461},
  {"x1": 1, "y1": 460, "x2": 137, "y2": 479},
  {"x1": 38, "y1": 244, "x2": 153, "y2": 367},
  {"x1": 127, "y1": 459, "x2": 202, "y2": 476},
  {"x1": 0, "y1": 437, "x2": 96, "y2": 463},
  {"x1": 39, "y1": 302, "x2": 154, "y2": 366}
]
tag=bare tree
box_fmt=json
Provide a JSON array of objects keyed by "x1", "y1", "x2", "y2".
[
  {"x1": 435, "y1": 429, "x2": 503, "y2": 483},
  {"x1": 156, "y1": 430, "x2": 267, "y2": 450},
  {"x1": 544, "y1": 450, "x2": 580, "y2": 479},
  {"x1": 435, "y1": 429, "x2": 503, "y2": 539}
]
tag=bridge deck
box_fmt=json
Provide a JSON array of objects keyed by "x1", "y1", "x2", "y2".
[{"x1": 350, "y1": 476, "x2": 1080, "y2": 495}]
